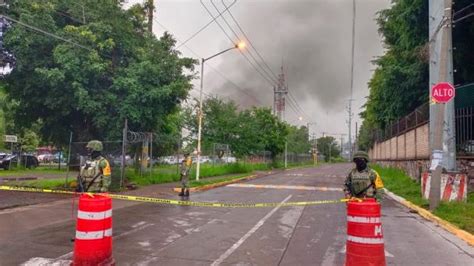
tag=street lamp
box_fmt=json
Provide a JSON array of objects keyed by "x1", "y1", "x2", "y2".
[{"x1": 196, "y1": 42, "x2": 245, "y2": 181}]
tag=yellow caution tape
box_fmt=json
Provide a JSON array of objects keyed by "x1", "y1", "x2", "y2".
[{"x1": 0, "y1": 185, "x2": 348, "y2": 208}]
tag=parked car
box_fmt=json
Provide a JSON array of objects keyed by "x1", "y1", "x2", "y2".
[
  {"x1": 38, "y1": 153, "x2": 55, "y2": 163},
  {"x1": 0, "y1": 154, "x2": 39, "y2": 170},
  {"x1": 53, "y1": 152, "x2": 66, "y2": 163}
]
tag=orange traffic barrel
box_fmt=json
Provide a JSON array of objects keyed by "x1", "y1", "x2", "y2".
[
  {"x1": 345, "y1": 198, "x2": 385, "y2": 266},
  {"x1": 73, "y1": 194, "x2": 114, "y2": 265}
]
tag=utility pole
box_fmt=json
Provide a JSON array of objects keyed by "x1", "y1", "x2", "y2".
[
  {"x1": 355, "y1": 121, "x2": 358, "y2": 152},
  {"x1": 121, "y1": 119, "x2": 128, "y2": 189},
  {"x1": 429, "y1": 0, "x2": 455, "y2": 210},
  {"x1": 146, "y1": 0, "x2": 154, "y2": 33},
  {"x1": 274, "y1": 66, "x2": 287, "y2": 121},
  {"x1": 348, "y1": 0, "x2": 357, "y2": 161},
  {"x1": 340, "y1": 135, "x2": 344, "y2": 155}
]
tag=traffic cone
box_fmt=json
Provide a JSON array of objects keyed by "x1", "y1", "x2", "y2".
[
  {"x1": 73, "y1": 193, "x2": 114, "y2": 265},
  {"x1": 345, "y1": 198, "x2": 385, "y2": 266}
]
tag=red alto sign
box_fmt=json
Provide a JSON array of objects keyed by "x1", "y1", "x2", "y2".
[{"x1": 431, "y1": 82, "x2": 455, "y2": 103}]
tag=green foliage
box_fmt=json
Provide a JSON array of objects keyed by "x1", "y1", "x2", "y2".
[
  {"x1": 360, "y1": 0, "x2": 474, "y2": 150},
  {"x1": 359, "y1": 0, "x2": 429, "y2": 148},
  {"x1": 189, "y1": 174, "x2": 248, "y2": 188},
  {"x1": 316, "y1": 136, "x2": 340, "y2": 162},
  {"x1": 251, "y1": 108, "x2": 288, "y2": 159},
  {"x1": 184, "y1": 98, "x2": 288, "y2": 160},
  {"x1": 128, "y1": 162, "x2": 270, "y2": 186},
  {"x1": 6, "y1": 178, "x2": 70, "y2": 190},
  {"x1": 434, "y1": 193, "x2": 474, "y2": 233},
  {"x1": 19, "y1": 129, "x2": 40, "y2": 152},
  {"x1": 286, "y1": 125, "x2": 311, "y2": 154},
  {"x1": 452, "y1": 0, "x2": 474, "y2": 85},
  {"x1": 2, "y1": 0, "x2": 195, "y2": 145},
  {"x1": 373, "y1": 164, "x2": 474, "y2": 234},
  {"x1": 371, "y1": 164, "x2": 428, "y2": 207},
  {"x1": 357, "y1": 120, "x2": 375, "y2": 152}
]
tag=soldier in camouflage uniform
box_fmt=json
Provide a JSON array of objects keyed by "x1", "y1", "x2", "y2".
[
  {"x1": 77, "y1": 140, "x2": 112, "y2": 192},
  {"x1": 344, "y1": 151, "x2": 384, "y2": 201},
  {"x1": 178, "y1": 152, "x2": 192, "y2": 197}
]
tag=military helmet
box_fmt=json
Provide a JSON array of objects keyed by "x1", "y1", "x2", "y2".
[
  {"x1": 353, "y1": 151, "x2": 369, "y2": 162},
  {"x1": 86, "y1": 140, "x2": 103, "y2": 152}
]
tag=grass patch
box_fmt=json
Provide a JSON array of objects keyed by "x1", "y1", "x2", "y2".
[
  {"x1": 3, "y1": 161, "x2": 319, "y2": 190},
  {"x1": 6, "y1": 178, "x2": 71, "y2": 190},
  {"x1": 434, "y1": 193, "x2": 474, "y2": 233},
  {"x1": 0, "y1": 167, "x2": 68, "y2": 176},
  {"x1": 189, "y1": 174, "x2": 249, "y2": 188},
  {"x1": 128, "y1": 163, "x2": 271, "y2": 186},
  {"x1": 373, "y1": 164, "x2": 474, "y2": 234},
  {"x1": 372, "y1": 165, "x2": 428, "y2": 207}
]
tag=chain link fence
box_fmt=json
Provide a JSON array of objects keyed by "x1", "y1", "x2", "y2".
[{"x1": 66, "y1": 141, "x2": 124, "y2": 190}]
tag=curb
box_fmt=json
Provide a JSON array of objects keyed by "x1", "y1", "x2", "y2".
[
  {"x1": 383, "y1": 188, "x2": 474, "y2": 247},
  {"x1": 173, "y1": 172, "x2": 274, "y2": 193}
]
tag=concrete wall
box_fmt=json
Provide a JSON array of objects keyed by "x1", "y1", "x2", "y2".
[
  {"x1": 368, "y1": 123, "x2": 430, "y2": 161},
  {"x1": 368, "y1": 123, "x2": 473, "y2": 191}
]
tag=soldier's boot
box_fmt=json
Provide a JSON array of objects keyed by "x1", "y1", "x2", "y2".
[
  {"x1": 185, "y1": 189, "x2": 190, "y2": 197},
  {"x1": 178, "y1": 188, "x2": 185, "y2": 196}
]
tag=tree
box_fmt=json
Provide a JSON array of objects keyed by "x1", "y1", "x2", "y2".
[
  {"x1": 251, "y1": 108, "x2": 288, "y2": 160},
  {"x1": 1, "y1": 0, "x2": 195, "y2": 146},
  {"x1": 363, "y1": 0, "x2": 429, "y2": 130},
  {"x1": 286, "y1": 125, "x2": 311, "y2": 154},
  {"x1": 359, "y1": 0, "x2": 474, "y2": 150},
  {"x1": 183, "y1": 99, "x2": 288, "y2": 160},
  {"x1": 19, "y1": 129, "x2": 39, "y2": 152},
  {"x1": 316, "y1": 136, "x2": 340, "y2": 162}
]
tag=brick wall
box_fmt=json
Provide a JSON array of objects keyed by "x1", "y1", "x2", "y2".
[
  {"x1": 369, "y1": 123, "x2": 430, "y2": 161},
  {"x1": 368, "y1": 123, "x2": 473, "y2": 191}
]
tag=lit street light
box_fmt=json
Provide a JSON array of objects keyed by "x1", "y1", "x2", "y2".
[{"x1": 196, "y1": 42, "x2": 245, "y2": 181}]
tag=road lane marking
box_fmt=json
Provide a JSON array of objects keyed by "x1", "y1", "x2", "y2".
[
  {"x1": 227, "y1": 183, "x2": 343, "y2": 192},
  {"x1": 211, "y1": 195, "x2": 293, "y2": 266},
  {"x1": 50, "y1": 222, "x2": 154, "y2": 262},
  {"x1": 21, "y1": 257, "x2": 70, "y2": 266}
]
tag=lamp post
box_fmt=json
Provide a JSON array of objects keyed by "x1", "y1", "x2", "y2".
[{"x1": 196, "y1": 42, "x2": 245, "y2": 181}]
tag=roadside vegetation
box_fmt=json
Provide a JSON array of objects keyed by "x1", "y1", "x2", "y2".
[
  {"x1": 4, "y1": 161, "x2": 318, "y2": 190},
  {"x1": 0, "y1": 166, "x2": 67, "y2": 176},
  {"x1": 373, "y1": 164, "x2": 474, "y2": 234}
]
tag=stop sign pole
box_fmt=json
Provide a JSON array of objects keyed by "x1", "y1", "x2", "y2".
[{"x1": 428, "y1": 0, "x2": 455, "y2": 211}]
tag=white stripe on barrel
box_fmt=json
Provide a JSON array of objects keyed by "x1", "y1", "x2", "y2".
[
  {"x1": 77, "y1": 209, "x2": 112, "y2": 220},
  {"x1": 347, "y1": 235, "x2": 384, "y2": 244},
  {"x1": 347, "y1": 215, "x2": 381, "y2": 224},
  {"x1": 76, "y1": 228, "x2": 113, "y2": 240}
]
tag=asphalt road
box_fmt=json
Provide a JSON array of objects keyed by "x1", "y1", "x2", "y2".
[{"x1": 0, "y1": 164, "x2": 473, "y2": 265}]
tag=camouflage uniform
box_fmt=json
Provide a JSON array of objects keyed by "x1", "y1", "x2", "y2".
[
  {"x1": 79, "y1": 140, "x2": 111, "y2": 192},
  {"x1": 344, "y1": 151, "x2": 383, "y2": 201},
  {"x1": 179, "y1": 154, "x2": 192, "y2": 196}
]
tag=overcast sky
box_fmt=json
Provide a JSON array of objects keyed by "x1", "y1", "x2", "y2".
[{"x1": 127, "y1": 0, "x2": 390, "y2": 142}]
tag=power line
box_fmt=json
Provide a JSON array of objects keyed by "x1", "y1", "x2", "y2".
[
  {"x1": 220, "y1": 0, "x2": 279, "y2": 82},
  {"x1": 1, "y1": 14, "x2": 101, "y2": 55},
  {"x1": 200, "y1": 0, "x2": 278, "y2": 88},
  {"x1": 210, "y1": 0, "x2": 310, "y2": 121},
  {"x1": 177, "y1": 0, "x2": 237, "y2": 49},
  {"x1": 153, "y1": 17, "x2": 264, "y2": 106},
  {"x1": 210, "y1": 0, "x2": 278, "y2": 85}
]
